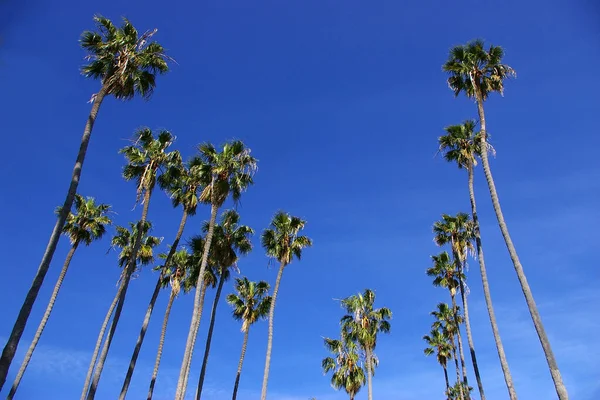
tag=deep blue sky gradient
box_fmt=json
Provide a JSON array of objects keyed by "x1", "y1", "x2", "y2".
[{"x1": 1, "y1": 0, "x2": 599, "y2": 399}]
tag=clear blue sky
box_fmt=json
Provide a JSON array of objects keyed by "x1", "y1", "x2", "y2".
[{"x1": 1, "y1": 0, "x2": 598, "y2": 399}]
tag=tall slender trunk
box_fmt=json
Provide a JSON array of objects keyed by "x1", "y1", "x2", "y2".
[
  {"x1": 365, "y1": 347, "x2": 373, "y2": 400},
  {"x1": 80, "y1": 278, "x2": 121, "y2": 400},
  {"x1": 195, "y1": 273, "x2": 226, "y2": 400},
  {"x1": 260, "y1": 261, "x2": 286, "y2": 400},
  {"x1": 120, "y1": 210, "x2": 189, "y2": 399},
  {"x1": 454, "y1": 252, "x2": 485, "y2": 400},
  {"x1": 7, "y1": 243, "x2": 79, "y2": 398},
  {"x1": 468, "y1": 167, "x2": 517, "y2": 399},
  {"x1": 451, "y1": 293, "x2": 467, "y2": 400},
  {"x1": 0, "y1": 86, "x2": 108, "y2": 391},
  {"x1": 473, "y1": 86, "x2": 568, "y2": 400},
  {"x1": 175, "y1": 202, "x2": 219, "y2": 400},
  {"x1": 147, "y1": 289, "x2": 176, "y2": 400},
  {"x1": 85, "y1": 188, "x2": 153, "y2": 400},
  {"x1": 452, "y1": 339, "x2": 462, "y2": 400},
  {"x1": 231, "y1": 328, "x2": 250, "y2": 400},
  {"x1": 443, "y1": 366, "x2": 450, "y2": 398}
]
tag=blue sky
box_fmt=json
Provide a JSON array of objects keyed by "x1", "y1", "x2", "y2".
[{"x1": 1, "y1": 0, "x2": 599, "y2": 399}]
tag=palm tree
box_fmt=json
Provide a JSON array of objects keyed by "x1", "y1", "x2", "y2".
[
  {"x1": 431, "y1": 302, "x2": 463, "y2": 399},
  {"x1": 443, "y1": 40, "x2": 567, "y2": 399},
  {"x1": 147, "y1": 248, "x2": 190, "y2": 400},
  {"x1": 120, "y1": 157, "x2": 206, "y2": 400},
  {"x1": 227, "y1": 278, "x2": 271, "y2": 400},
  {"x1": 434, "y1": 213, "x2": 484, "y2": 399},
  {"x1": 7, "y1": 196, "x2": 111, "y2": 399},
  {"x1": 423, "y1": 327, "x2": 453, "y2": 399},
  {"x1": 195, "y1": 210, "x2": 254, "y2": 399},
  {"x1": 427, "y1": 252, "x2": 468, "y2": 398},
  {"x1": 0, "y1": 16, "x2": 170, "y2": 390},
  {"x1": 340, "y1": 289, "x2": 391, "y2": 400},
  {"x1": 83, "y1": 128, "x2": 179, "y2": 400},
  {"x1": 439, "y1": 121, "x2": 516, "y2": 399},
  {"x1": 322, "y1": 336, "x2": 367, "y2": 400},
  {"x1": 260, "y1": 212, "x2": 312, "y2": 400},
  {"x1": 175, "y1": 141, "x2": 256, "y2": 400}
]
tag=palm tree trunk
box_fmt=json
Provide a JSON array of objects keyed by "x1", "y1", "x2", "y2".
[
  {"x1": 452, "y1": 341, "x2": 462, "y2": 400},
  {"x1": 260, "y1": 261, "x2": 285, "y2": 400},
  {"x1": 195, "y1": 273, "x2": 226, "y2": 400},
  {"x1": 85, "y1": 188, "x2": 153, "y2": 400},
  {"x1": 451, "y1": 293, "x2": 467, "y2": 400},
  {"x1": 80, "y1": 279, "x2": 121, "y2": 400},
  {"x1": 7, "y1": 243, "x2": 79, "y2": 399},
  {"x1": 120, "y1": 210, "x2": 189, "y2": 399},
  {"x1": 455, "y1": 258, "x2": 485, "y2": 400},
  {"x1": 365, "y1": 347, "x2": 374, "y2": 400},
  {"x1": 147, "y1": 289, "x2": 176, "y2": 400},
  {"x1": 0, "y1": 86, "x2": 108, "y2": 391},
  {"x1": 474, "y1": 88, "x2": 568, "y2": 400},
  {"x1": 231, "y1": 328, "x2": 250, "y2": 400},
  {"x1": 443, "y1": 366, "x2": 450, "y2": 398},
  {"x1": 175, "y1": 202, "x2": 219, "y2": 400},
  {"x1": 468, "y1": 167, "x2": 517, "y2": 399}
]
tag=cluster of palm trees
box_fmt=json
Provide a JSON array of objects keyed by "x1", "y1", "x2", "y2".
[
  {"x1": 321, "y1": 289, "x2": 391, "y2": 400},
  {"x1": 0, "y1": 15, "x2": 313, "y2": 400},
  {"x1": 421, "y1": 40, "x2": 569, "y2": 400}
]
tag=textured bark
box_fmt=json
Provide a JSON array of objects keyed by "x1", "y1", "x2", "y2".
[
  {"x1": 365, "y1": 347, "x2": 374, "y2": 400},
  {"x1": 468, "y1": 167, "x2": 517, "y2": 399},
  {"x1": 452, "y1": 341, "x2": 462, "y2": 400},
  {"x1": 0, "y1": 86, "x2": 107, "y2": 391},
  {"x1": 443, "y1": 366, "x2": 450, "y2": 398},
  {"x1": 473, "y1": 85, "x2": 568, "y2": 400},
  {"x1": 231, "y1": 328, "x2": 250, "y2": 400},
  {"x1": 195, "y1": 273, "x2": 225, "y2": 399},
  {"x1": 8, "y1": 243, "x2": 79, "y2": 398},
  {"x1": 85, "y1": 188, "x2": 153, "y2": 400},
  {"x1": 120, "y1": 210, "x2": 188, "y2": 399},
  {"x1": 260, "y1": 261, "x2": 285, "y2": 400},
  {"x1": 147, "y1": 289, "x2": 176, "y2": 400},
  {"x1": 451, "y1": 293, "x2": 467, "y2": 400},
  {"x1": 174, "y1": 202, "x2": 219, "y2": 400}
]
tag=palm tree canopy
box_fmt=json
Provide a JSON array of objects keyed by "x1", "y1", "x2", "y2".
[
  {"x1": 442, "y1": 39, "x2": 515, "y2": 100},
  {"x1": 197, "y1": 140, "x2": 257, "y2": 207},
  {"x1": 226, "y1": 277, "x2": 271, "y2": 332},
  {"x1": 203, "y1": 209, "x2": 254, "y2": 273},
  {"x1": 121, "y1": 128, "x2": 181, "y2": 203},
  {"x1": 322, "y1": 336, "x2": 367, "y2": 398},
  {"x1": 426, "y1": 252, "x2": 463, "y2": 295},
  {"x1": 433, "y1": 213, "x2": 475, "y2": 265},
  {"x1": 111, "y1": 221, "x2": 162, "y2": 269},
  {"x1": 163, "y1": 156, "x2": 207, "y2": 215},
  {"x1": 157, "y1": 248, "x2": 190, "y2": 295},
  {"x1": 80, "y1": 15, "x2": 170, "y2": 100},
  {"x1": 423, "y1": 328, "x2": 452, "y2": 368},
  {"x1": 261, "y1": 211, "x2": 312, "y2": 266},
  {"x1": 185, "y1": 235, "x2": 219, "y2": 292},
  {"x1": 431, "y1": 302, "x2": 462, "y2": 338},
  {"x1": 438, "y1": 120, "x2": 483, "y2": 171},
  {"x1": 340, "y1": 289, "x2": 392, "y2": 351},
  {"x1": 58, "y1": 194, "x2": 112, "y2": 246}
]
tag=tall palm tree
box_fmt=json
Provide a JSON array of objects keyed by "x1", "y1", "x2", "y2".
[
  {"x1": 7, "y1": 196, "x2": 111, "y2": 399},
  {"x1": 227, "y1": 278, "x2": 271, "y2": 400},
  {"x1": 260, "y1": 212, "x2": 312, "y2": 400},
  {"x1": 175, "y1": 141, "x2": 256, "y2": 400},
  {"x1": 80, "y1": 221, "x2": 161, "y2": 400},
  {"x1": 434, "y1": 213, "x2": 484, "y2": 399},
  {"x1": 147, "y1": 248, "x2": 190, "y2": 400},
  {"x1": 195, "y1": 210, "x2": 254, "y2": 399},
  {"x1": 83, "y1": 128, "x2": 179, "y2": 400},
  {"x1": 0, "y1": 16, "x2": 170, "y2": 390},
  {"x1": 439, "y1": 122, "x2": 516, "y2": 399},
  {"x1": 427, "y1": 252, "x2": 468, "y2": 399},
  {"x1": 322, "y1": 336, "x2": 367, "y2": 400},
  {"x1": 340, "y1": 289, "x2": 391, "y2": 400},
  {"x1": 431, "y1": 302, "x2": 463, "y2": 399},
  {"x1": 120, "y1": 157, "x2": 206, "y2": 400},
  {"x1": 443, "y1": 40, "x2": 567, "y2": 399},
  {"x1": 423, "y1": 327, "x2": 453, "y2": 398}
]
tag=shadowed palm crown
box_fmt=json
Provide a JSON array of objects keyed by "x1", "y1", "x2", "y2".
[
  {"x1": 322, "y1": 336, "x2": 367, "y2": 399},
  {"x1": 157, "y1": 248, "x2": 190, "y2": 295},
  {"x1": 197, "y1": 141, "x2": 257, "y2": 208},
  {"x1": 423, "y1": 328, "x2": 452, "y2": 369},
  {"x1": 111, "y1": 222, "x2": 162, "y2": 269},
  {"x1": 433, "y1": 213, "x2": 475, "y2": 266},
  {"x1": 261, "y1": 212, "x2": 312, "y2": 266},
  {"x1": 163, "y1": 156, "x2": 207, "y2": 216},
  {"x1": 80, "y1": 15, "x2": 170, "y2": 100},
  {"x1": 438, "y1": 120, "x2": 485, "y2": 171},
  {"x1": 185, "y1": 235, "x2": 219, "y2": 292},
  {"x1": 227, "y1": 278, "x2": 271, "y2": 333},
  {"x1": 426, "y1": 252, "x2": 463, "y2": 296},
  {"x1": 431, "y1": 302, "x2": 462, "y2": 339},
  {"x1": 340, "y1": 289, "x2": 392, "y2": 352},
  {"x1": 59, "y1": 194, "x2": 112, "y2": 246},
  {"x1": 442, "y1": 39, "x2": 515, "y2": 100}
]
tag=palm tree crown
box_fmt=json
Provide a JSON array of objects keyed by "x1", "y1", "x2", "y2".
[
  {"x1": 203, "y1": 209, "x2": 254, "y2": 272},
  {"x1": 261, "y1": 212, "x2": 312, "y2": 266},
  {"x1": 426, "y1": 252, "x2": 462, "y2": 296},
  {"x1": 433, "y1": 213, "x2": 475, "y2": 265},
  {"x1": 340, "y1": 289, "x2": 391, "y2": 352},
  {"x1": 322, "y1": 336, "x2": 367, "y2": 399},
  {"x1": 60, "y1": 194, "x2": 111, "y2": 246},
  {"x1": 442, "y1": 39, "x2": 515, "y2": 100},
  {"x1": 111, "y1": 222, "x2": 162, "y2": 269},
  {"x1": 227, "y1": 278, "x2": 271, "y2": 333},
  {"x1": 438, "y1": 120, "x2": 484, "y2": 172},
  {"x1": 423, "y1": 328, "x2": 452, "y2": 369},
  {"x1": 163, "y1": 156, "x2": 206, "y2": 216},
  {"x1": 80, "y1": 15, "x2": 170, "y2": 100}
]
